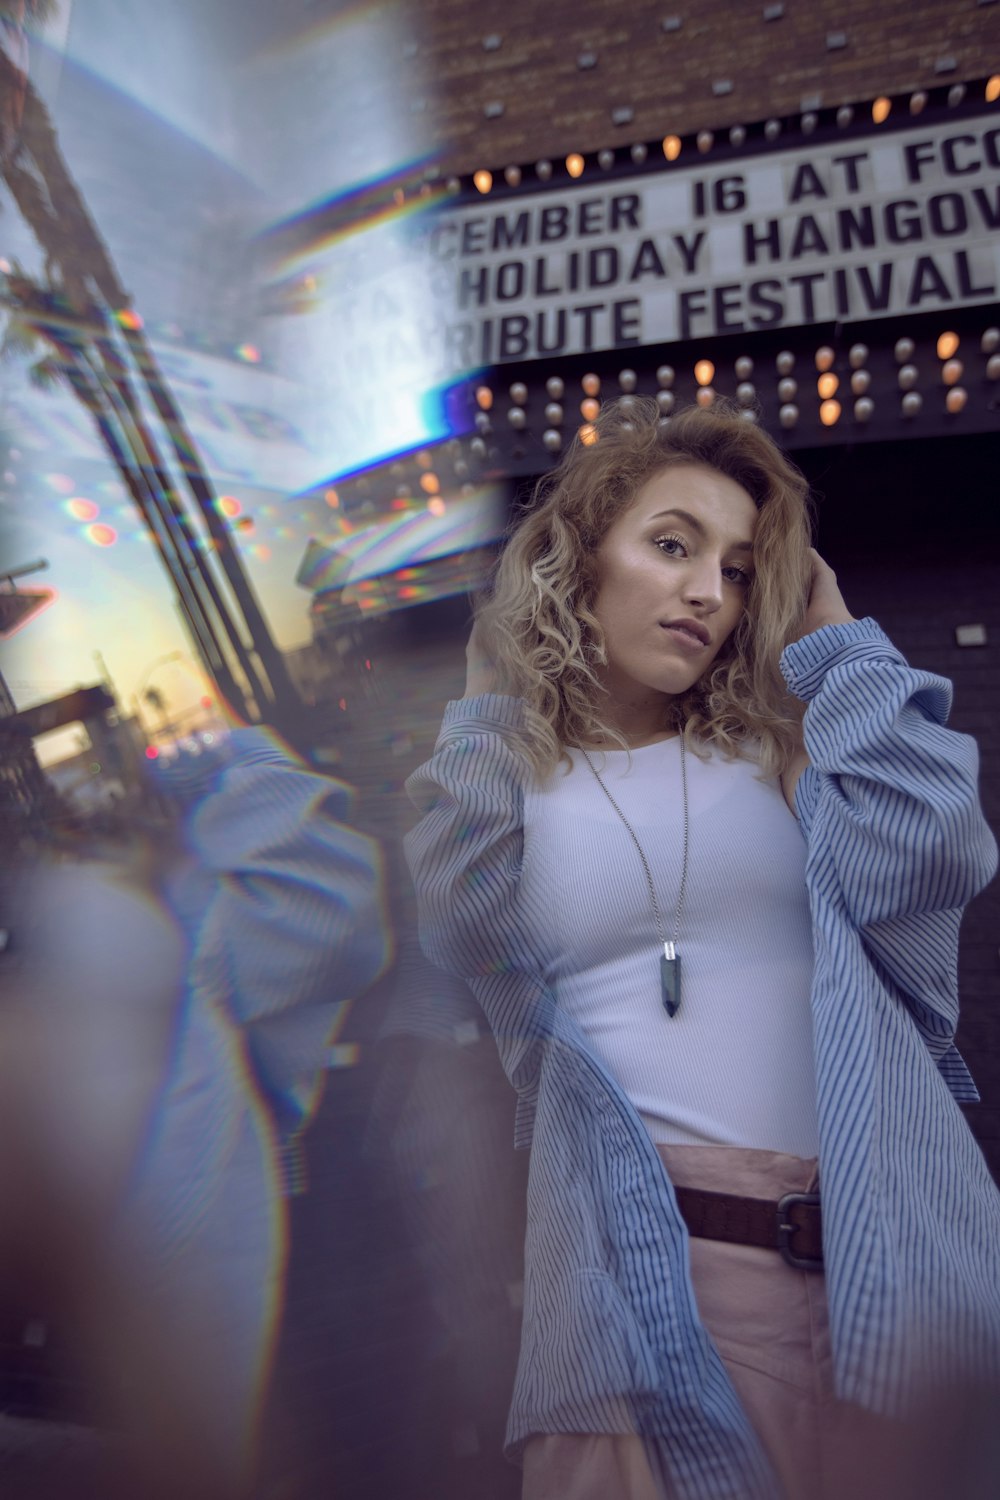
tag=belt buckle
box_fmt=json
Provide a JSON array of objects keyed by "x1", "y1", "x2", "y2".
[{"x1": 776, "y1": 1191, "x2": 823, "y2": 1272}]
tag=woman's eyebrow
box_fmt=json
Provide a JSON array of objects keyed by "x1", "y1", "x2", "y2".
[{"x1": 648, "y1": 508, "x2": 754, "y2": 552}]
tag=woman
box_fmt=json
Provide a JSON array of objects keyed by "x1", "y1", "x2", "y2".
[{"x1": 405, "y1": 397, "x2": 1000, "y2": 1499}]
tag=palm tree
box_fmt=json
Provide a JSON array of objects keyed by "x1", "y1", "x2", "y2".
[{"x1": 0, "y1": 42, "x2": 303, "y2": 725}]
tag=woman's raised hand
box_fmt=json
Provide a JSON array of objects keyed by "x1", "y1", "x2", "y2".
[
  {"x1": 798, "y1": 548, "x2": 856, "y2": 640},
  {"x1": 465, "y1": 617, "x2": 500, "y2": 697}
]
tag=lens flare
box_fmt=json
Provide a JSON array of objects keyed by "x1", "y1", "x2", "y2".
[{"x1": 66, "y1": 497, "x2": 100, "y2": 522}]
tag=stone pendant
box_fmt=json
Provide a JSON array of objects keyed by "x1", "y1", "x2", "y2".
[{"x1": 661, "y1": 943, "x2": 681, "y2": 1017}]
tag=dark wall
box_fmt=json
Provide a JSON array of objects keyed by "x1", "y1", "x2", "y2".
[{"x1": 802, "y1": 432, "x2": 1000, "y2": 1177}]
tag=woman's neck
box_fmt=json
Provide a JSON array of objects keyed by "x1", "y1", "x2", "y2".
[{"x1": 582, "y1": 693, "x2": 679, "y2": 750}]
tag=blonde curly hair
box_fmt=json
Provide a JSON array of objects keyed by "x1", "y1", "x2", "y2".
[{"x1": 476, "y1": 396, "x2": 814, "y2": 779}]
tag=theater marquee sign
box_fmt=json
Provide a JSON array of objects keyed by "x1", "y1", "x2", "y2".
[{"x1": 411, "y1": 116, "x2": 1000, "y2": 365}]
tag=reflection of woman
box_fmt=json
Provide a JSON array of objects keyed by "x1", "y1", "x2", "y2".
[
  {"x1": 0, "y1": 730, "x2": 390, "y2": 1498},
  {"x1": 405, "y1": 400, "x2": 1000, "y2": 1500}
]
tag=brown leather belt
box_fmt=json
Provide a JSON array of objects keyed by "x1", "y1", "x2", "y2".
[{"x1": 674, "y1": 1187, "x2": 824, "y2": 1271}]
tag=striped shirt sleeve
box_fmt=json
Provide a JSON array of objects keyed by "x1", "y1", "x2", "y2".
[{"x1": 781, "y1": 617, "x2": 997, "y2": 1080}]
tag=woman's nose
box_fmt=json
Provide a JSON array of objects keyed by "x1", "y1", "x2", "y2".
[{"x1": 680, "y1": 563, "x2": 723, "y2": 611}]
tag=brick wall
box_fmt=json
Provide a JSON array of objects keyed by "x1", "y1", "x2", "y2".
[{"x1": 401, "y1": 0, "x2": 999, "y2": 175}]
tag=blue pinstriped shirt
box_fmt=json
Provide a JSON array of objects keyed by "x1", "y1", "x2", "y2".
[{"x1": 406, "y1": 620, "x2": 1000, "y2": 1500}]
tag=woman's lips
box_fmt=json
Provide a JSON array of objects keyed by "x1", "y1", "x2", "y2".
[{"x1": 661, "y1": 622, "x2": 709, "y2": 650}]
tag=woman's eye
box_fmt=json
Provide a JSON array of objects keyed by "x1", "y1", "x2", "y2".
[
  {"x1": 723, "y1": 565, "x2": 751, "y2": 585},
  {"x1": 654, "y1": 534, "x2": 686, "y2": 556}
]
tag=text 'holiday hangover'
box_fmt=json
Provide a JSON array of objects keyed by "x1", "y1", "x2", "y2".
[{"x1": 404, "y1": 122, "x2": 1000, "y2": 365}]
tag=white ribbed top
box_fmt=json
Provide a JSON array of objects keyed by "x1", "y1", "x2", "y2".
[{"x1": 521, "y1": 738, "x2": 819, "y2": 1156}]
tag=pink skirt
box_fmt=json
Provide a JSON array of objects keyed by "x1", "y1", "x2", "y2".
[{"x1": 522, "y1": 1144, "x2": 992, "y2": 1500}]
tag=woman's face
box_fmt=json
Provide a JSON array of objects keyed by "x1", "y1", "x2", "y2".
[{"x1": 590, "y1": 463, "x2": 758, "y2": 708}]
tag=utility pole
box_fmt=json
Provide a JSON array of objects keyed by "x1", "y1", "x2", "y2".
[{"x1": 0, "y1": 51, "x2": 304, "y2": 733}]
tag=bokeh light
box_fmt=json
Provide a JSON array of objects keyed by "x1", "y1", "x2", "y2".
[
  {"x1": 87, "y1": 523, "x2": 118, "y2": 547},
  {"x1": 66, "y1": 497, "x2": 100, "y2": 522}
]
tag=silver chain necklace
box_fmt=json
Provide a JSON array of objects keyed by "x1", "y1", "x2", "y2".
[{"x1": 579, "y1": 736, "x2": 689, "y2": 1017}]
